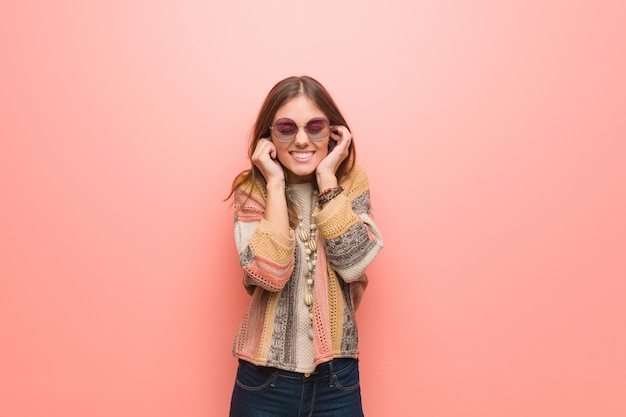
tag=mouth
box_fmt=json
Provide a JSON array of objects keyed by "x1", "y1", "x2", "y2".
[{"x1": 290, "y1": 151, "x2": 315, "y2": 161}]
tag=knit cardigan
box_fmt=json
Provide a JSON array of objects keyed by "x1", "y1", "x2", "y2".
[{"x1": 232, "y1": 164, "x2": 383, "y2": 372}]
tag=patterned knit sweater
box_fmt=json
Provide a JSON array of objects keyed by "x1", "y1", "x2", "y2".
[{"x1": 232, "y1": 164, "x2": 383, "y2": 373}]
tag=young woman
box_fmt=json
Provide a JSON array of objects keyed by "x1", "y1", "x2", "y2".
[{"x1": 228, "y1": 75, "x2": 383, "y2": 417}]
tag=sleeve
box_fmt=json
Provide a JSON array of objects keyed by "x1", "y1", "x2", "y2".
[
  {"x1": 233, "y1": 186, "x2": 296, "y2": 292},
  {"x1": 313, "y1": 165, "x2": 384, "y2": 282}
]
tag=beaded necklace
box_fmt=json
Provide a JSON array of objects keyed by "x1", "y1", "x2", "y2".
[{"x1": 295, "y1": 189, "x2": 318, "y2": 340}]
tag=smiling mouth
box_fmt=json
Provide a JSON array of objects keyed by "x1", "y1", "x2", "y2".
[{"x1": 291, "y1": 151, "x2": 314, "y2": 160}]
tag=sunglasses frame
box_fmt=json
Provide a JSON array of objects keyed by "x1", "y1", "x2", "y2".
[{"x1": 269, "y1": 117, "x2": 333, "y2": 142}]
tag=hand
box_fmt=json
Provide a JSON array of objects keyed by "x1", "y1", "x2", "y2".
[
  {"x1": 316, "y1": 125, "x2": 351, "y2": 183},
  {"x1": 251, "y1": 138, "x2": 285, "y2": 184}
]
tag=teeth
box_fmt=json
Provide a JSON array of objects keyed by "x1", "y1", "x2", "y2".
[{"x1": 293, "y1": 152, "x2": 313, "y2": 159}]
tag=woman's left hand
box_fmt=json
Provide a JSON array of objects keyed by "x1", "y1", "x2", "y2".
[{"x1": 316, "y1": 125, "x2": 351, "y2": 185}]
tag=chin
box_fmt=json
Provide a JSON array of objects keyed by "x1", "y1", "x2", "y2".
[{"x1": 286, "y1": 168, "x2": 316, "y2": 183}]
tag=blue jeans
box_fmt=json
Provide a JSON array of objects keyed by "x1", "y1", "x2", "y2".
[{"x1": 229, "y1": 358, "x2": 365, "y2": 417}]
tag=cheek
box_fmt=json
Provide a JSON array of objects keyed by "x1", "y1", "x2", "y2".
[
  {"x1": 318, "y1": 140, "x2": 331, "y2": 157},
  {"x1": 272, "y1": 142, "x2": 288, "y2": 159}
]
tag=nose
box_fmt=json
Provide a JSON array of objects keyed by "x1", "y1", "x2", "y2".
[{"x1": 293, "y1": 126, "x2": 309, "y2": 145}]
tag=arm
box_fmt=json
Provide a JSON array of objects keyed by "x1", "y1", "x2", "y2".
[
  {"x1": 313, "y1": 165, "x2": 383, "y2": 282},
  {"x1": 233, "y1": 185, "x2": 296, "y2": 292}
]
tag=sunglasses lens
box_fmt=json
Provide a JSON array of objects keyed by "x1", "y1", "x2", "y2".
[
  {"x1": 305, "y1": 118, "x2": 329, "y2": 140},
  {"x1": 274, "y1": 119, "x2": 298, "y2": 140}
]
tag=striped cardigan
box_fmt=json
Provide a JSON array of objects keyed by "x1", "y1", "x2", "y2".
[{"x1": 232, "y1": 164, "x2": 383, "y2": 371}]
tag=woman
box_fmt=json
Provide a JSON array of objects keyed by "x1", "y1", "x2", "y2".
[{"x1": 228, "y1": 75, "x2": 383, "y2": 417}]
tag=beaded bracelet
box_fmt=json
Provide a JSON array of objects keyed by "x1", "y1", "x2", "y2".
[{"x1": 317, "y1": 186, "x2": 344, "y2": 206}]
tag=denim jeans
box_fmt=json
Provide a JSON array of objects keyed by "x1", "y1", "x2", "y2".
[{"x1": 229, "y1": 358, "x2": 365, "y2": 417}]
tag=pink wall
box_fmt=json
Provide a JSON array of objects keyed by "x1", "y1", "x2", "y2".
[{"x1": 2, "y1": 1, "x2": 625, "y2": 416}]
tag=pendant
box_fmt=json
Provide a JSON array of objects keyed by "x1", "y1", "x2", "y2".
[{"x1": 304, "y1": 292, "x2": 313, "y2": 306}]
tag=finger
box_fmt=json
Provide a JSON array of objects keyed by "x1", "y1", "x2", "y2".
[
  {"x1": 334, "y1": 129, "x2": 351, "y2": 148},
  {"x1": 332, "y1": 125, "x2": 351, "y2": 141},
  {"x1": 264, "y1": 140, "x2": 277, "y2": 160},
  {"x1": 255, "y1": 139, "x2": 274, "y2": 158},
  {"x1": 252, "y1": 139, "x2": 275, "y2": 167}
]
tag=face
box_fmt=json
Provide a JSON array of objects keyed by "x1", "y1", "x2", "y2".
[{"x1": 270, "y1": 95, "x2": 330, "y2": 184}]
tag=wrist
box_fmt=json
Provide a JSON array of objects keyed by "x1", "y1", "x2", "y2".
[
  {"x1": 317, "y1": 186, "x2": 344, "y2": 206},
  {"x1": 315, "y1": 172, "x2": 337, "y2": 191},
  {"x1": 266, "y1": 179, "x2": 285, "y2": 193}
]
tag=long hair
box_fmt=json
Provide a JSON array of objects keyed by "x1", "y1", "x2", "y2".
[{"x1": 228, "y1": 75, "x2": 357, "y2": 227}]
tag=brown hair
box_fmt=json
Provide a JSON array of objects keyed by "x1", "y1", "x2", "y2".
[{"x1": 228, "y1": 75, "x2": 357, "y2": 227}]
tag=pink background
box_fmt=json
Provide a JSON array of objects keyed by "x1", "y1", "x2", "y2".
[{"x1": 2, "y1": 1, "x2": 625, "y2": 416}]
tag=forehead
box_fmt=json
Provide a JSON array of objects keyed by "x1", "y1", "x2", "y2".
[{"x1": 274, "y1": 95, "x2": 325, "y2": 122}]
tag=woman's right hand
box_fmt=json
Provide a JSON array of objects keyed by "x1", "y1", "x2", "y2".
[
  {"x1": 251, "y1": 138, "x2": 285, "y2": 184},
  {"x1": 252, "y1": 138, "x2": 290, "y2": 237}
]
